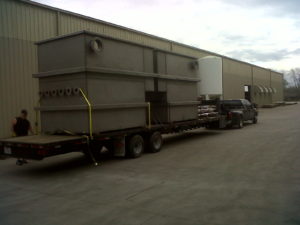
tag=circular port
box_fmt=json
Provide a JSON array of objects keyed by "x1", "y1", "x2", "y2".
[
  {"x1": 51, "y1": 89, "x2": 57, "y2": 97},
  {"x1": 73, "y1": 87, "x2": 80, "y2": 95},
  {"x1": 65, "y1": 87, "x2": 72, "y2": 96},
  {"x1": 90, "y1": 37, "x2": 103, "y2": 54},
  {"x1": 58, "y1": 89, "x2": 64, "y2": 96},
  {"x1": 44, "y1": 91, "x2": 50, "y2": 97}
]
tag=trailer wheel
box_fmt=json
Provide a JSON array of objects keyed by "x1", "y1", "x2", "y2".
[
  {"x1": 126, "y1": 135, "x2": 144, "y2": 158},
  {"x1": 148, "y1": 132, "x2": 163, "y2": 153}
]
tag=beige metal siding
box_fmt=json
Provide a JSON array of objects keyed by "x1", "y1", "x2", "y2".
[
  {"x1": 271, "y1": 71, "x2": 284, "y2": 102},
  {"x1": 59, "y1": 13, "x2": 105, "y2": 36},
  {"x1": 0, "y1": 0, "x2": 57, "y2": 138},
  {"x1": 222, "y1": 58, "x2": 252, "y2": 99},
  {"x1": 59, "y1": 13, "x2": 171, "y2": 50},
  {"x1": 172, "y1": 43, "x2": 211, "y2": 58}
]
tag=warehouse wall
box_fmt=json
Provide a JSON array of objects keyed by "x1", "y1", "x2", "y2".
[
  {"x1": 222, "y1": 58, "x2": 252, "y2": 100},
  {"x1": 59, "y1": 13, "x2": 172, "y2": 50},
  {"x1": 0, "y1": 0, "x2": 284, "y2": 138},
  {"x1": 271, "y1": 71, "x2": 284, "y2": 103},
  {"x1": 0, "y1": 0, "x2": 57, "y2": 138}
]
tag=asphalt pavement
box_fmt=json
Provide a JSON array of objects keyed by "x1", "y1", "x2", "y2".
[{"x1": 0, "y1": 104, "x2": 299, "y2": 225}]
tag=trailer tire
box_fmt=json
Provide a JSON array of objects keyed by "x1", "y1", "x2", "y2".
[
  {"x1": 148, "y1": 132, "x2": 163, "y2": 153},
  {"x1": 126, "y1": 135, "x2": 144, "y2": 158}
]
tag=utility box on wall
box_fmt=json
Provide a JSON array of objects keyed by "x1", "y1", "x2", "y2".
[{"x1": 34, "y1": 31, "x2": 199, "y2": 134}]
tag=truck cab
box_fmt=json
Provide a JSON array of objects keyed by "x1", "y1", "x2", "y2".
[{"x1": 220, "y1": 99, "x2": 258, "y2": 128}]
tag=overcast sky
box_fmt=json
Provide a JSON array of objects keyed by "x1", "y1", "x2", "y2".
[{"x1": 34, "y1": 0, "x2": 300, "y2": 73}]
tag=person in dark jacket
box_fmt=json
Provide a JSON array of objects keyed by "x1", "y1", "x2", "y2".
[
  {"x1": 12, "y1": 109, "x2": 33, "y2": 136},
  {"x1": 11, "y1": 109, "x2": 33, "y2": 164}
]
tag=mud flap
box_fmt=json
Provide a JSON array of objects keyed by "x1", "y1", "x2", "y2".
[
  {"x1": 219, "y1": 115, "x2": 228, "y2": 128},
  {"x1": 113, "y1": 136, "x2": 126, "y2": 157}
]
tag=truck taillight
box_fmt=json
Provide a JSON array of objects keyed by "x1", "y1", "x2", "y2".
[
  {"x1": 227, "y1": 112, "x2": 232, "y2": 119},
  {"x1": 31, "y1": 144, "x2": 44, "y2": 149},
  {"x1": 37, "y1": 149, "x2": 48, "y2": 156},
  {"x1": 17, "y1": 143, "x2": 29, "y2": 148}
]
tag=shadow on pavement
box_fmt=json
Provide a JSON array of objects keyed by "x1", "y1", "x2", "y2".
[{"x1": 163, "y1": 130, "x2": 222, "y2": 147}]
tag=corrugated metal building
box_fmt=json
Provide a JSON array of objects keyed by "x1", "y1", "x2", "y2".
[{"x1": 0, "y1": 0, "x2": 284, "y2": 138}]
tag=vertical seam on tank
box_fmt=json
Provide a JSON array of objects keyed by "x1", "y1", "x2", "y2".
[
  {"x1": 222, "y1": 57, "x2": 224, "y2": 99},
  {"x1": 142, "y1": 48, "x2": 145, "y2": 72},
  {"x1": 164, "y1": 53, "x2": 167, "y2": 75},
  {"x1": 269, "y1": 69, "x2": 272, "y2": 103},
  {"x1": 251, "y1": 66, "x2": 253, "y2": 102},
  {"x1": 153, "y1": 50, "x2": 158, "y2": 92},
  {"x1": 56, "y1": 11, "x2": 60, "y2": 36},
  {"x1": 84, "y1": 34, "x2": 88, "y2": 94}
]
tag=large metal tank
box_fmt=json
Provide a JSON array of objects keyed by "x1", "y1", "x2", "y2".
[
  {"x1": 197, "y1": 56, "x2": 223, "y2": 99},
  {"x1": 34, "y1": 31, "x2": 199, "y2": 134}
]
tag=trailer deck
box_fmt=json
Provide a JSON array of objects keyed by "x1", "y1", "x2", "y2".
[
  {"x1": 0, "y1": 113, "x2": 220, "y2": 161},
  {"x1": 1, "y1": 135, "x2": 85, "y2": 145},
  {"x1": 0, "y1": 135, "x2": 87, "y2": 160}
]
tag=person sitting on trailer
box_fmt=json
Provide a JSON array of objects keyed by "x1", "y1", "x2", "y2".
[{"x1": 11, "y1": 109, "x2": 33, "y2": 165}]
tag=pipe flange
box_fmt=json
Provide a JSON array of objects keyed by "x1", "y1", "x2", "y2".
[
  {"x1": 73, "y1": 87, "x2": 80, "y2": 95},
  {"x1": 51, "y1": 89, "x2": 57, "y2": 97},
  {"x1": 90, "y1": 37, "x2": 103, "y2": 54},
  {"x1": 190, "y1": 61, "x2": 199, "y2": 70},
  {"x1": 44, "y1": 90, "x2": 50, "y2": 97},
  {"x1": 58, "y1": 89, "x2": 65, "y2": 96},
  {"x1": 65, "y1": 87, "x2": 72, "y2": 96}
]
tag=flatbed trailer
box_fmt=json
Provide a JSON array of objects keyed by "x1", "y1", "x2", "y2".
[
  {"x1": 0, "y1": 31, "x2": 227, "y2": 165},
  {"x1": 0, "y1": 113, "x2": 221, "y2": 163}
]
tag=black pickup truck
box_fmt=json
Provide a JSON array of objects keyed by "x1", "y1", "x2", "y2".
[{"x1": 220, "y1": 99, "x2": 258, "y2": 128}]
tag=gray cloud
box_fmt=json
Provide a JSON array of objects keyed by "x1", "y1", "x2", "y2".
[
  {"x1": 220, "y1": 34, "x2": 260, "y2": 46},
  {"x1": 222, "y1": 0, "x2": 300, "y2": 15},
  {"x1": 226, "y1": 48, "x2": 300, "y2": 62},
  {"x1": 291, "y1": 48, "x2": 300, "y2": 54}
]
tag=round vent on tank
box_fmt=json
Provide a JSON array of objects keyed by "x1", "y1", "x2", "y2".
[{"x1": 90, "y1": 37, "x2": 103, "y2": 54}]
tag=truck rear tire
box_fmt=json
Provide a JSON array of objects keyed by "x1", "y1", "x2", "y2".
[
  {"x1": 237, "y1": 117, "x2": 244, "y2": 129},
  {"x1": 205, "y1": 121, "x2": 219, "y2": 129},
  {"x1": 126, "y1": 135, "x2": 144, "y2": 158},
  {"x1": 252, "y1": 116, "x2": 258, "y2": 124},
  {"x1": 148, "y1": 132, "x2": 163, "y2": 153}
]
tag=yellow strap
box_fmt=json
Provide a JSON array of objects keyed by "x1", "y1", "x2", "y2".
[
  {"x1": 147, "y1": 102, "x2": 151, "y2": 129},
  {"x1": 79, "y1": 88, "x2": 93, "y2": 139},
  {"x1": 35, "y1": 98, "x2": 41, "y2": 134},
  {"x1": 62, "y1": 129, "x2": 98, "y2": 166}
]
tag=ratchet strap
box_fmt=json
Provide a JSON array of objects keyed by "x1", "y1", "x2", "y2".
[
  {"x1": 147, "y1": 102, "x2": 151, "y2": 129},
  {"x1": 78, "y1": 88, "x2": 98, "y2": 166},
  {"x1": 62, "y1": 129, "x2": 98, "y2": 166},
  {"x1": 35, "y1": 98, "x2": 41, "y2": 134},
  {"x1": 79, "y1": 88, "x2": 93, "y2": 140}
]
